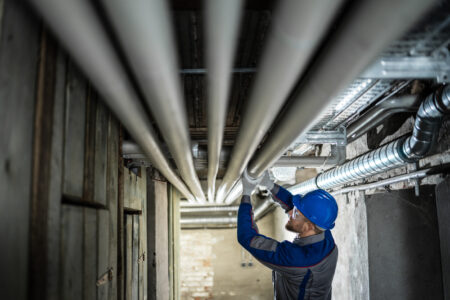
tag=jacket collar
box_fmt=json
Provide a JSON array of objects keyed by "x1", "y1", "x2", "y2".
[{"x1": 293, "y1": 231, "x2": 325, "y2": 246}]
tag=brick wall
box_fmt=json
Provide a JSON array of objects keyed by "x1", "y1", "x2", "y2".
[{"x1": 180, "y1": 212, "x2": 275, "y2": 300}]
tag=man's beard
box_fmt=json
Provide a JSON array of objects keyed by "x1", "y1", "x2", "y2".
[{"x1": 285, "y1": 220, "x2": 296, "y2": 233}]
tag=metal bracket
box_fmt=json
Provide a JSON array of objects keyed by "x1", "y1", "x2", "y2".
[
  {"x1": 295, "y1": 127, "x2": 347, "y2": 146},
  {"x1": 360, "y1": 56, "x2": 450, "y2": 83},
  {"x1": 96, "y1": 268, "x2": 113, "y2": 287}
]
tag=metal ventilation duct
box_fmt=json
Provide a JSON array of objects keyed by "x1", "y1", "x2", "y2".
[
  {"x1": 290, "y1": 85, "x2": 450, "y2": 195},
  {"x1": 246, "y1": 0, "x2": 437, "y2": 181}
]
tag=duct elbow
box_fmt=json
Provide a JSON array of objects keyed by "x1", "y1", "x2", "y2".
[{"x1": 402, "y1": 85, "x2": 450, "y2": 160}]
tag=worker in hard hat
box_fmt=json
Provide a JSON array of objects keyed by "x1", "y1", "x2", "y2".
[{"x1": 237, "y1": 170, "x2": 338, "y2": 300}]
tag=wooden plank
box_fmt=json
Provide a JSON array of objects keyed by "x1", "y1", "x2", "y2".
[
  {"x1": 29, "y1": 27, "x2": 58, "y2": 300},
  {"x1": 154, "y1": 180, "x2": 169, "y2": 300},
  {"x1": 63, "y1": 60, "x2": 87, "y2": 199},
  {"x1": 94, "y1": 100, "x2": 108, "y2": 206},
  {"x1": 139, "y1": 175, "x2": 148, "y2": 300},
  {"x1": 83, "y1": 207, "x2": 98, "y2": 300},
  {"x1": 46, "y1": 47, "x2": 67, "y2": 300},
  {"x1": 436, "y1": 178, "x2": 450, "y2": 300},
  {"x1": 108, "y1": 115, "x2": 120, "y2": 300},
  {"x1": 124, "y1": 166, "x2": 144, "y2": 211},
  {"x1": 132, "y1": 215, "x2": 140, "y2": 300},
  {"x1": 0, "y1": 1, "x2": 40, "y2": 299},
  {"x1": 126, "y1": 215, "x2": 133, "y2": 300},
  {"x1": 147, "y1": 176, "x2": 170, "y2": 300},
  {"x1": 61, "y1": 205, "x2": 84, "y2": 300},
  {"x1": 83, "y1": 87, "x2": 97, "y2": 203},
  {"x1": 173, "y1": 191, "x2": 180, "y2": 300},
  {"x1": 97, "y1": 208, "x2": 110, "y2": 300},
  {"x1": 117, "y1": 126, "x2": 125, "y2": 300},
  {"x1": 168, "y1": 186, "x2": 181, "y2": 300}
]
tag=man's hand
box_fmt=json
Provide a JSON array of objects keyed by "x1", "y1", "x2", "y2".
[
  {"x1": 241, "y1": 169, "x2": 262, "y2": 196},
  {"x1": 259, "y1": 171, "x2": 275, "y2": 191}
]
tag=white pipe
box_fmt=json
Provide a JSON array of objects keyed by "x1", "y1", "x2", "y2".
[
  {"x1": 216, "y1": 0, "x2": 346, "y2": 203},
  {"x1": 100, "y1": 0, "x2": 206, "y2": 202},
  {"x1": 28, "y1": 0, "x2": 195, "y2": 201},
  {"x1": 247, "y1": 0, "x2": 437, "y2": 179},
  {"x1": 205, "y1": 0, "x2": 244, "y2": 203}
]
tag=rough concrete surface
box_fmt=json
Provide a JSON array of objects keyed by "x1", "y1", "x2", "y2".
[{"x1": 366, "y1": 188, "x2": 443, "y2": 300}]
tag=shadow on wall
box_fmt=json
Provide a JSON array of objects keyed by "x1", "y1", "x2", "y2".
[{"x1": 366, "y1": 186, "x2": 443, "y2": 300}]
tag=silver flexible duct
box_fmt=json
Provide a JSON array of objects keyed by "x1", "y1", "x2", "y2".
[
  {"x1": 215, "y1": 0, "x2": 346, "y2": 203},
  {"x1": 100, "y1": 0, "x2": 206, "y2": 202},
  {"x1": 246, "y1": 0, "x2": 437, "y2": 180},
  {"x1": 28, "y1": 0, "x2": 195, "y2": 201},
  {"x1": 205, "y1": 0, "x2": 243, "y2": 203},
  {"x1": 290, "y1": 85, "x2": 450, "y2": 195}
]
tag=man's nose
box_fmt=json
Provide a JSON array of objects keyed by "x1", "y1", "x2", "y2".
[{"x1": 287, "y1": 209, "x2": 293, "y2": 217}]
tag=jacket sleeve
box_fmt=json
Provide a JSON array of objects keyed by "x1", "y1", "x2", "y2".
[
  {"x1": 237, "y1": 198, "x2": 313, "y2": 270},
  {"x1": 270, "y1": 184, "x2": 294, "y2": 212}
]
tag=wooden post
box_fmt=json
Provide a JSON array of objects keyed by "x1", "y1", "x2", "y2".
[
  {"x1": 147, "y1": 169, "x2": 170, "y2": 300},
  {"x1": 0, "y1": 1, "x2": 40, "y2": 299}
]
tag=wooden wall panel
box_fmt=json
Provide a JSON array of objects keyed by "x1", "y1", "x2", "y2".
[
  {"x1": 132, "y1": 215, "x2": 140, "y2": 300},
  {"x1": 63, "y1": 61, "x2": 87, "y2": 199},
  {"x1": 46, "y1": 47, "x2": 66, "y2": 300},
  {"x1": 61, "y1": 205, "x2": 84, "y2": 300},
  {"x1": 108, "y1": 117, "x2": 119, "y2": 300},
  {"x1": 125, "y1": 214, "x2": 133, "y2": 300},
  {"x1": 94, "y1": 101, "x2": 108, "y2": 206},
  {"x1": 97, "y1": 208, "x2": 110, "y2": 300},
  {"x1": 124, "y1": 167, "x2": 146, "y2": 211},
  {"x1": 0, "y1": 1, "x2": 40, "y2": 299},
  {"x1": 84, "y1": 207, "x2": 98, "y2": 300},
  {"x1": 147, "y1": 175, "x2": 170, "y2": 300}
]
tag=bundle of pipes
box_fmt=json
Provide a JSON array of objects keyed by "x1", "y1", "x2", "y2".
[
  {"x1": 216, "y1": 0, "x2": 436, "y2": 203},
  {"x1": 290, "y1": 85, "x2": 450, "y2": 195},
  {"x1": 29, "y1": 0, "x2": 437, "y2": 205}
]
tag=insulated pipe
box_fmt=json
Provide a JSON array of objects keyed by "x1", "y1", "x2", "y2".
[
  {"x1": 330, "y1": 165, "x2": 448, "y2": 196},
  {"x1": 180, "y1": 199, "x2": 274, "y2": 226},
  {"x1": 246, "y1": 0, "x2": 437, "y2": 180},
  {"x1": 273, "y1": 145, "x2": 346, "y2": 168},
  {"x1": 28, "y1": 0, "x2": 195, "y2": 201},
  {"x1": 100, "y1": 0, "x2": 205, "y2": 202},
  {"x1": 347, "y1": 95, "x2": 420, "y2": 142},
  {"x1": 215, "y1": 0, "x2": 346, "y2": 203},
  {"x1": 289, "y1": 86, "x2": 450, "y2": 195},
  {"x1": 180, "y1": 206, "x2": 239, "y2": 213},
  {"x1": 205, "y1": 0, "x2": 244, "y2": 203}
]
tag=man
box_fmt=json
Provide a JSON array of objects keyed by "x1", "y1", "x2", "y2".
[{"x1": 237, "y1": 170, "x2": 338, "y2": 300}]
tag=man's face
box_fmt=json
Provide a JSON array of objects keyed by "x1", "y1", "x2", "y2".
[{"x1": 285, "y1": 206, "x2": 310, "y2": 235}]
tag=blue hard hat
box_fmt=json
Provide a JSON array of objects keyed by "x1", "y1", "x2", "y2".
[{"x1": 292, "y1": 189, "x2": 338, "y2": 230}]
